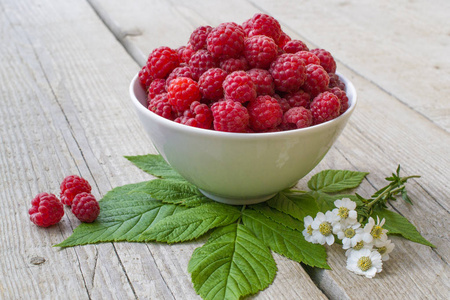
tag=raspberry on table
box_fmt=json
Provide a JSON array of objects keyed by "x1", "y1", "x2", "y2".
[
  {"x1": 165, "y1": 66, "x2": 193, "y2": 89},
  {"x1": 280, "y1": 106, "x2": 313, "y2": 130},
  {"x1": 247, "y1": 95, "x2": 283, "y2": 132},
  {"x1": 168, "y1": 77, "x2": 201, "y2": 112},
  {"x1": 147, "y1": 78, "x2": 166, "y2": 101},
  {"x1": 175, "y1": 101, "x2": 213, "y2": 129},
  {"x1": 242, "y1": 13, "x2": 282, "y2": 44},
  {"x1": 219, "y1": 56, "x2": 250, "y2": 73},
  {"x1": 146, "y1": 46, "x2": 180, "y2": 79},
  {"x1": 189, "y1": 49, "x2": 218, "y2": 81},
  {"x1": 285, "y1": 89, "x2": 311, "y2": 108},
  {"x1": 310, "y1": 48, "x2": 337, "y2": 73},
  {"x1": 198, "y1": 68, "x2": 228, "y2": 101},
  {"x1": 222, "y1": 71, "x2": 257, "y2": 103},
  {"x1": 189, "y1": 25, "x2": 213, "y2": 51},
  {"x1": 60, "y1": 175, "x2": 92, "y2": 206},
  {"x1": 310, "y1": 91, "x2": 341, "y2": 124},
  {"x1": 29, "y1": 192, "x2": 64, "y2": 227},
  {"x1": 207, "y1": 22, "x2": 246, "y2": 60},
  {"x1": 303, "y1": 64, "x2": 330, "y2": 97},
  {"x1": 269, "y1": 53, "x2": 306, "y2": 93},
  {"x1": 211, "y1": 100, "x2": 249, "y2": 132},
  {"x1": 246, "y1": 68, "x2": 275, "y2": 96},
  {"x1": 329, "y1": 87, "x2": 349, "y2": 114},
  {"x1": 138, "y1": 66, "x2": 153, "y2": 92},
  {"x1": 243, "y1": 35, "x2": 278, "y2": 69},
  {"x1": 328, "y1": 73, "x2": 346, "y2": 90},
  {"x1": 283, "y1": 39, "x2": 309, "y2": 53},
  {"x1": 148, "y1": 93, "x2": 175, "y2": 120},
  {"x1": 295, "y1": 51, "x2": 321, "y2": 66},
  {"x1": 71, "y1": 192, "x2": 100, "y2": 223}
]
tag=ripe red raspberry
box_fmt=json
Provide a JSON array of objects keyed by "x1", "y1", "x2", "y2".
[
  {"x1": 60, "y1": 175, "x2": 92, "y2": 206},
  {"x1": 283, "y1": 39, "x2": 309, "y2": 53},
  {"x1": 198, "y1": 68, "x2": 228, "y2": 101},
  {"x1": 165, "y1": 66, "x2": 193, "y2": 89},
  {"x1": 211, "y1": 100, "x2": 249, "y2": 132},
  {"x1": 328, "y1": 73, "x2": 346, "y2": 90},
  {"x1": 168, "y1": 77, "x2": 201, "y2": 112},
  {"x1": 242, "y1": 13, "x2": 282, "y2": 44},
  {"x1": 310, "y1": 91, "x2": 341, "y2": 124},
  {"x1": 177, "y1": 44, "x2": 195, "y2": 64},
  {"x1": 175, "y1": 101, "x2": 213, "y2": 129},
  {"x1": 146, "y1": 46, "x2": 179, "y2": 79},
  {"x1": 207, "y1": 22, "x2": 245, "y2": 60},
  {"x1": 243, "y1": 35, "x2": 278, "y2": 69},
  {"x1": 189, "y1": 25, "x2": 213, "y2": 51},
  {"x1": 29, "y1": 193, "x2": 64, "y2": 227},
  {"x1": 310, "y1": 48, "x2": 337, "y2": 73},
  {"x1": 274, "y1": 94, "x2": 290, "y2": 113},
  {"x1": 246, "y1": 68, "x2": 275, "y2": 96},
  {"x1": 303, "y1": 64, "x2": 330, "y2": 97},
  {"x1": 329, "y1": 87, "x2": 349, "y2": 114},
  {"x1": 148, "y1": 93, "x2": 175, "y2": 120},
  {"x1": 277, "y1": 31, "x2": 291, "y2": 49},
  {"x1": 219, "y1": 56, "x2": 250, "y2": 73},
  {"x1": 269, "y1": 53, "x2": 306, "y2": 93},
  {"x1": 247, "y1": 95, "x2": 283, "y2": 131},
  {"x1": 189, "y1": 49, "x2": 218, "y2": 81},
  {"x1": 222, "y1": 71, "x2": 257, "y2": 103},
  {"x1": 295, "y1": 51, "x2": 321, "y2": 66},
  {"x1": 285, "y1": 90, "x2": 311, "y2": 108},
  {"x1": 138, "y1": 66, "x2": 153, "y2": 91},
  {"x1": 147, "y1": 78, "x2": 166, "y2": 101},
  {"x1": 71, "y1": 192, "x2": 100, "y2": 223},
  {"x1": 281, "y1": 106, "x2": 313, "y2": 130}
]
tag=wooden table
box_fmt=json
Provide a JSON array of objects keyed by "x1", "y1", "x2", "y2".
[{"x1": 1, "y1": 0, "x2": 449, "y2": 299}]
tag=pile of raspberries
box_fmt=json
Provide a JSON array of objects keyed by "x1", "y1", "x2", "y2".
[{"x1": 139, "y1": 13, "x2": 348, "y2": 133}]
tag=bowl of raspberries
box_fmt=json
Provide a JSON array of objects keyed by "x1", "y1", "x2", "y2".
[{"x1": 130, "y1": 13, "x2": 357, "y2": 204}]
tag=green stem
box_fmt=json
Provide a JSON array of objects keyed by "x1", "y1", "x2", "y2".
[{"x1": 367, "y1": 176, "x2": 419, "y2": 209}]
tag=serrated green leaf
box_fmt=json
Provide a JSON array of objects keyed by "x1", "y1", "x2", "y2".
[
  {"x1": 145, "y1": 179, "x2": 213, "y2": 207},
  {"x1": 138, "y1": 203, "x2": 241, "y2": 243},
  {"x1": 373, "y1": 208, "x2": 435, "y2": 248},
  {"x1": 308, "y1": 170, "x2": 369, "y2": 193},
  {"x1": 55, "y1": 182, "x2": 186, "y2": 247},
  {"x1": 251, "y1": 203, "x2": 304, "y2": 231},
  {"x1": 267, "y1": 191, "x2": 319, "y2": 221},
  {"x1": 124, "y1": 154, "x2": 184, "y2": 180},
  {"x1": 309, "y1": 191, "x2": 362, "y2": 213},
  {"x1": 188, "y1": 223, "x2": 277, "y2": 300},
  {"x1": 242, "y1": 210, "x2": 329, "y2": 269}
]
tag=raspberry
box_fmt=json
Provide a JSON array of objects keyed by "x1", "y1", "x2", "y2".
[
  {"x1": 219, "y1": 56, "x2": 250, "y2": 73},
  {"x1": 189, "y1": 25, "x2": 213, "y2": 51},
  {"x1": 329, "y1": 87, "x2": 349, "y2": 114},
  {"x1": 207, "y1": 22, "x2": 245, "y2": 60},
  {"x1": 147, "y1": 78, "x2": 166, "y2": 101},
  {"x1": 275, "y1": 95, "x2": 290, "y2": 113},
  {"x1": 277, "y1": 31, "x2": 291, "y2": 49},
  {"x1": 247, "y1": 95, "x2": 283, "y2": 131},
  {"x1": 177, "y1": 44, "x2": 195, "y2": 64},
  {"x1": 285, "y1": 90, "x2": 311, "y2": 108},
  {"x1": 281, "y1": 106, "x2": 313, "y2": 130},
  {"x1": 328, "y1": 73, "x2": 346, "y2": 90},
  {"x1": 29, "y1": 193, "x2": 64, "y2": 227},
  {"x1": 269, "y1": 53, "x2": 306, "y2": 93},
  {"x1": 295, "y1": 51, "x2": 321, "y2": 66},
  {"x1": 283, "y1": 39, "x2": 309, "y2": 53},
  {"x1": 242, "y1": 13, "x2": 282, "y2": 44},
  {"x1": 246, "y1": 68, "x2": 275, "y2": 96},
  {"x1": 243, "y1": 35, "x2": 278, "y2": 69},
  {"x1": 310, "y1": 48, "x2": 337, "y2": 73},
  {"x1": 168, "y1": 77, "x2": 201, "y2": 112},
  {"x1": 222, "y1": 71, "x2": 257, "y2": 103},
  {"x1": 148, "y1": 93, "x2": 175, "y2": 120},
  {"x1": 189, "y1": 49, "x2": 218, "y2": 81},
  {"x1": 60, "y1": 175, "x2": 92, "y2": 206},
  {"x1": 175, "y1": 101, "x2": 213, "y2": 129},
  {"x1": 303, "y1": 64, "x2": 330, "y2": 97},
  {"x1": 146, "y1": 46, "x2": 179, "y2": 79},
  {"x1": 165, "y1": 66, "x2": 193, "y2": 89},
  {"x1": 211, "y1": 100, "x2": 249, "y2": 132},
  {"x1": 198, "y1": 68, "x2": 227, "y2": 101},
  {"x1": 71, "y1": 192, "x2": 100, "y2": 223},
  {"x1": 310, "y1": 91, "x2": 341, "y2": 124},
  {"x1": 138, "y1": 66, "x2": 153, "y2": 91}
]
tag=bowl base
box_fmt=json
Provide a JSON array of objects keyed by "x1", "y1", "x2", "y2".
[{"x1": 199, "y1": 189, "x2": 276, "y2": 205}]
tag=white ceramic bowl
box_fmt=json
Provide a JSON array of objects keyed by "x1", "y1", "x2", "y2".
[{"x1": 130, "y1": 72, "x2": 357, "y2": 205}]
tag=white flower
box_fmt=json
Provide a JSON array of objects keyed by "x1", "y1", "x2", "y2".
[
  {"x1": 332, "y1": 198, "x2": 358, "y2": 225},
  {"x1": 346, "y1": 248, "x2": 383, "y2": 278},
  {"x1": 334, "y1": 222, "x2": 364, "y2": 250},
  {"x1": 302, "y1": 215, "x2": 317, "y2": 243},
  {"x1": 345, "y1": 239, "x2": 373, "y2": 257},
  {"x1": 374, "y1": 235, "x2": 395, "y2": 261},
  {"x1": 363, "y1": 216, "x2": 388, "y2": 245},
  {"x1": 311, "y1": 211, "x2": 337, "y2": 245}
]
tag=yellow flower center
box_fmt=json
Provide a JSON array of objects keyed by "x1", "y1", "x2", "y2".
[
  {"x1": 377, "y1": 246, "x2": 387, "y2": 255},
  {"x1": 344, "y1": 227, "x2": 356, "y2": 238},
  {"x1": 354, "y1": 241, "x2": 365, "y2": 250},
  {"x1": 319, "y1": 222, "x2": 332, "y2": 236},
  {"x1": 307, "y1": 225, "x2": 313, "y2": 235},
  {"x1": 357, "y1": 256, "x2": 372, "y2": 271},
  {"x1": 338, "y1": 207, "x2": 349, "y2": 219},
  {"x1": 371, "y1": 225, "x2": 383, "y2": 239}
]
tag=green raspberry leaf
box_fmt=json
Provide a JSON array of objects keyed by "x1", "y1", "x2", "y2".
[
  {"x1": 309, "y1": 191, "x2": 362, "y2": 213},
  {"x1": 373, "y1": 208, "x2": 435, "y2": 247},
  {"x1": 188, "y1": 223, "x2": 277, "y2": 300},
  {"x1": 267, "y1": 190, "x2": 319, "y2": 222},
  {"x1": 242, "y1": 209, "x2": 329, "y2": 269},
  {"x1": 55, "y1": 181, "x2": 186, "y2": 248},
  {"x1": 138, "y1": 203, "x2": 241, "y2": 243},
  {"x1": 250, "y1": 203, "x2": 303, "y2": 231},
  {"x1": 124, "y1": 154, "x2": 184, "y2": 180},
  {"x1": 308, "y1": 170, "x2": 369, "y2": 193}
]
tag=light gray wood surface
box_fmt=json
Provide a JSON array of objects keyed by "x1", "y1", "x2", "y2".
[{"x1": 1, "y1": 0, "x2": 449, "y2": 299}]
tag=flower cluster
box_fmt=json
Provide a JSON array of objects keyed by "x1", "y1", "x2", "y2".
[{"x1": 302, "y1": 198, "x2": 395, "y2": 278}]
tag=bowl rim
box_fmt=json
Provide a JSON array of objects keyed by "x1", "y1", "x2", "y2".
[{"x1": 130, "y1": 71, "x2": 357, "y2": 140}]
